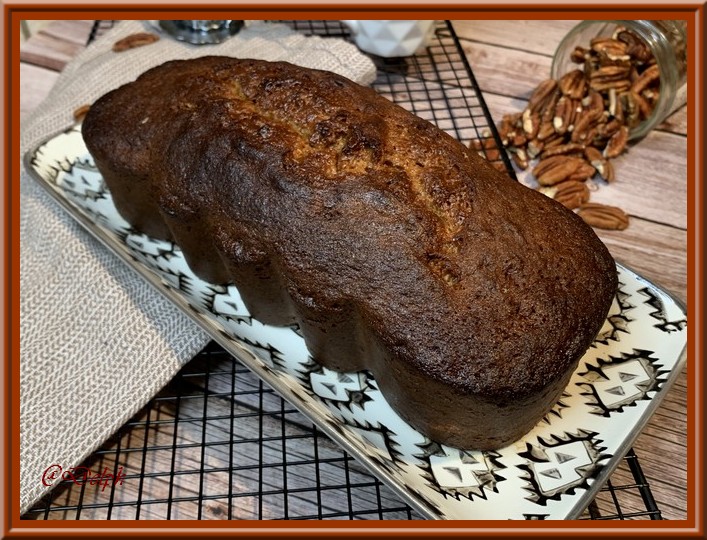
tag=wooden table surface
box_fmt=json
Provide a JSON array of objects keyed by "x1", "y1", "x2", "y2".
[{"x1": 19, "y1": 20, "x2": 688, "y2": 521}]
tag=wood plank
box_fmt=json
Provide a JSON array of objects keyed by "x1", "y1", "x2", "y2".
[
  {"x1": 650, "y1": 403, "x2": 689, "y2": 426},
  {"x1": 580, "y1": 397, "x2": 689, "y2": 520},
  {"x1": 592, "y1": 465, "x2": 668, "y2": 518},
  {"x1": 452, "y1": 20, "x2": 580, "y2": 56},
  {"x1": 619, "y1": 370, "x2": 688, "y2": 520},
  {"x1": 657, "y1": 107, "x2": 688, "y2": 135},
  {"x1": 20, "y1": 62, "x2": 60, "y2": 121},
  {"x1": 588, "y1": 131, "x2": 687, "y2": 229},
  {"x1": 19, "y1": 28, "x2": 87, "y2": 71},
  {"x1": 461, "y1": 39, "x2": 554, "y2": 101},
  {"x1": 37, "y1": 19, "x2": 94, "y2": 46},
  {"x1": 592, "y1": 220, "x2": 686, "y2": 305}
]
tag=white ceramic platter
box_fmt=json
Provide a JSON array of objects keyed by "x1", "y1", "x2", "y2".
[{"x1": 25, "y1": 125, "x2": 688, "y2": 520}]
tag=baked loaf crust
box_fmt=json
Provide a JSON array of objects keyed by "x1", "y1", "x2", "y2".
[{"x1": 83, "y1": 57, "x2": 617, "y2": 450}]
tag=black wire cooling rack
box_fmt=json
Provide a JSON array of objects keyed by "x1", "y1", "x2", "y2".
[{"x1": 23, "y1": 20, "x2": 663, "y2": 521}]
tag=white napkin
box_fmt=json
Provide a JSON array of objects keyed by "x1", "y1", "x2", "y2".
[{"x1": 19, "y1": 20, "x2": 376, "y2": 515}]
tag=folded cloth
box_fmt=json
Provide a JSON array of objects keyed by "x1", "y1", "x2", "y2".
[{"x1": 19, "y1": 20, "x2": 376, "y2": 515}]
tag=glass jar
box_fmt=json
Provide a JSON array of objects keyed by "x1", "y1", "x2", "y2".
[
  {"x1": 158, "y1": 20, "x2": 244, "y2": 45},
  {"x1": 551, "y1": 20, "x2": 687, "y2": 140}
]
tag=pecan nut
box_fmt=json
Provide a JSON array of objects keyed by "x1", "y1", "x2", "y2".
[
  {"x1": 631, "y1": 89, "x2": 653, "y2": 118},
  {"x1": 527, "y1": 79, "x2": 559, "y2": 113},
  {"x1": 73, "y1": 104, "x2": 91, "y2": 122},
  {"x1": 616, "y1": 28, "x2": 652, "y2": 62},
  {"x1": 603, "y1": 125, "x2": 629, "y2": 158},
  {"x1": 594, "y1": 158, "x2": 615, "y2": 182},
  {"x1": 536, "y1": 121, "x2": 556, "y2": 141},
  {"x1": 558, "y1": 69, "x2": 587, "y2": 99},
  {"x1": 598, "y1": 118, "x2": 622, "y2": 139},
  {"x1": 577, "y1": 202, "x2": 629, "y2": 230},
  {"x1": 543, "y1": 137, "x2": 566, "y2": 151},
  {"x1": 540, "y1": 89, "x2": 562, "y2": 123},
  {"x1": 582, "y1": 89, "x2": 605, "y2": 118},
  {"x1": 570, "y1": 45, "x2": 588, "y2": 63},
  {"x1": 590, "y1": 64, "x2": 631, "y2": 81},
  {"x1": 540, "y1": 142, "x2": 586, "y2": 159},
  {"x1": 619, "y1": 91, "x2": 641, "y2": 127},
  {"x1": 511, "y1": 132, "x2": 528, "y2": 147},
  {"x1": 552, "y1": 96, "x2": 573, "y2": 135},
  {"x1": 566, "y1": 161, "x2": 597, "y2": 182},
  {"x1": 571, "y1": 107, "x2": 604, "y2": 143},
  {"x1": 510, "y1": 147, "x2": 529, "y2": 170},
  {"x1": 470, "y1": 135, "x2": 504, "y2": 163},
  {"x1": 631, "y1": 64, "x2": 660, "y2": 94},
  {"x1": 590, "y1": 37, "x2": 629, "y2": 59},
  {"x1": 542, "y1": 179, "x2": 591, "y2": 209},
  {"x1": 589, "y1": 78, "x2": 631, "y2": 93},
  {"x1": 113, "y1": 32, "x2": 160, "y2": 52},
  {"x1": 522, "y1": 109, "x2": 540, "y2": 139},
  {"x1": 584, "y1": 145, "x2": 603, "y2": 163},
  {"x1": 526, "y1": 139, "x2": 544, "y2": 159},
  {"x1": 532, "y1": 155, "x2": 584, "y2": 186},
  {"x1": 585, "y1": 145, "x2": 614, "y2": 182}
]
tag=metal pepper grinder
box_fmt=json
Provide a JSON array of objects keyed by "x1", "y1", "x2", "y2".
[{"x1": 158, "y1": 20, "x2": 244, "y2": 45}]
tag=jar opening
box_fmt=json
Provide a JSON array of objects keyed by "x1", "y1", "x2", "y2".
[{"x1": 551, "y1": 20, "x2": 687, "y2": 140}]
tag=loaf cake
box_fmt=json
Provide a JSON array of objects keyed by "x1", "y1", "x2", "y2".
[{"x1": 82, "y1": 57, "x2": 617, "y2": 450}]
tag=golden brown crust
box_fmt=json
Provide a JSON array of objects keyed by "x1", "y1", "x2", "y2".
[{"x1": 83, "y1": 57, "x2": 617, "y2": 449}]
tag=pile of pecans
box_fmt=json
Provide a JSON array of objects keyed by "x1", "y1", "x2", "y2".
[{"x1": 472, "y1": 26, "x2": 661, "y2": 231}]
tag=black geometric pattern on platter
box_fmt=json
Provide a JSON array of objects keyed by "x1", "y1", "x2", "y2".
[
  {"x1": 638, "y1": 286, "x2": 687, "y2": 334},
  {"x1": 203, "y1": 283, "x2": 254, "y2": 326},
  {"x1": 57, "y1": 158, "x2": 111, "y2": 225},
  {"x1": 122, "y1": 234, "x2": 192, "y2": 293},
  {"x1": 306, "y1": 365, "x2": 374, "y2": 414},
  {"x1": 414, "y1": 439, "x2": 507, "y2": 502},
  {"x1": 592, "y1": 282, "x2": 634, "y2": 346},
  {"x1": 221, "y1": 333, "x2": 289, "y2": 374},
  {"x1": 577, "y1": 349, "x2": 668, "y2": 417},
  {"x1": 540, "y1": 390, "x2": 571, "y2": 425},
  {"x1": 518, "y1": 429, "x2": 608, "y2": 506},
  {"x1": 342, "y1": 417, "x2": 408, "y2": 476},
  {"x1": 60, "y1": 160, "x2": 106, "y2": 202}
]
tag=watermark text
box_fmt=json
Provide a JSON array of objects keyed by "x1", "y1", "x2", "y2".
[{"x1": 42, "y1": 464, "x2": 125, "y2": 491}]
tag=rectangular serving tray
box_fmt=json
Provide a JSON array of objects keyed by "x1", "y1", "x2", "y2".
[{"x1": 24, "y1": 124, "x2": 688, "y2": 520}]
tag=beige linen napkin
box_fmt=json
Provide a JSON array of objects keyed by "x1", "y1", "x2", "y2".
[{"x1": 19, "y1": 20, "x2": 376, "y2": 515}]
